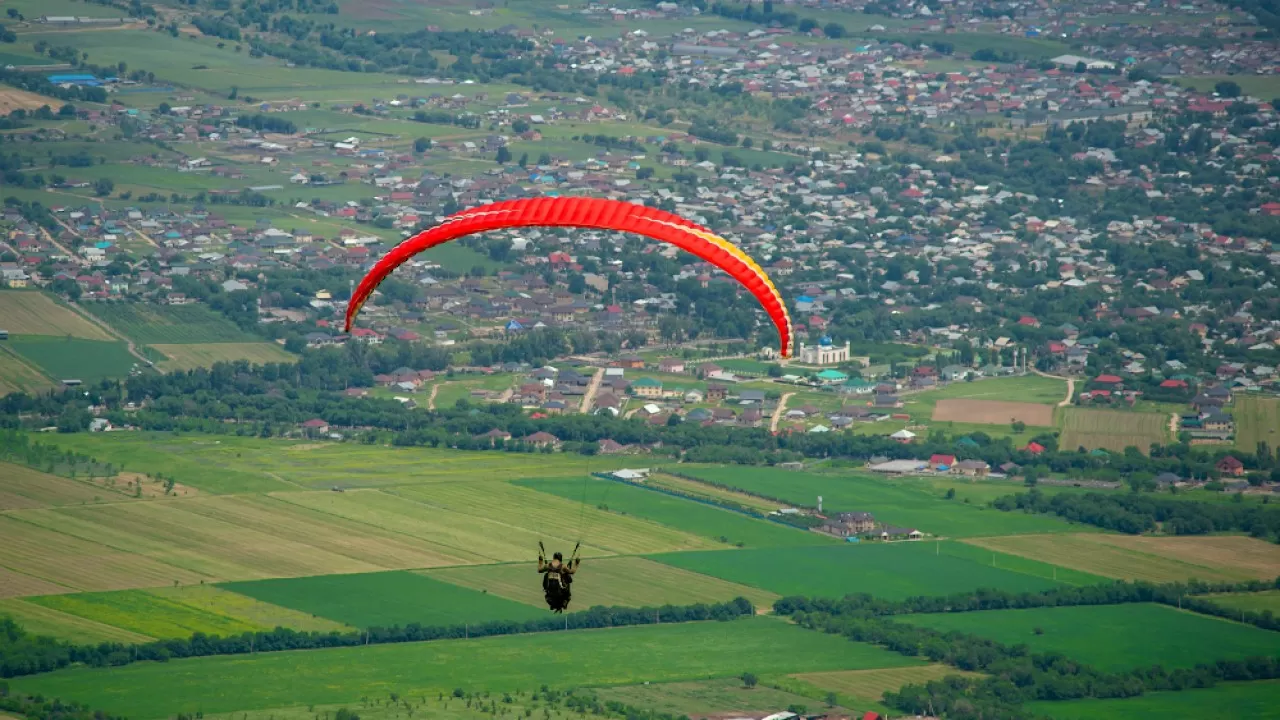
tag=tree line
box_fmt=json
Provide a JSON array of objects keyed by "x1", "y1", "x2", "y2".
[
  {"x1": 774, "y1": 576, "x2": 1280, "y2": 632},
  {"x1": 993, "y1": 489, "x2": 1280, "y2": 539},
  {"x1": 0, "y1": 598, "x2": 753, "y2": 679},
  {"x1": 0, "y1": 681, "x2": 124, "y2": 720},
  {"x1": 775, "y1": 582, "x2": 1280, "y2": 719}
]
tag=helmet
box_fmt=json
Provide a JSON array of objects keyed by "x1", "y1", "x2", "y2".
[{"x1": 553, "y1": 552, "x2": 563, "y2": 561}]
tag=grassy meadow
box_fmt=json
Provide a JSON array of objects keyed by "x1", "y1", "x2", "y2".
[
  {"x1": 1205, "y1": 590, "x2": 1280, "y2": 615},
  {"x1": 518, "y1": 477, "x2": 836, "y2": 548},
  {"x1": 899, "y1": 603, "x2": 1280, "y2": 672},
  {"x1": 0, "y1": 599, "x2": 152, "y2": 644},
  {"x1": 422, "y1": 556, "x2": 780, "y2": 612},
  {"x1": 28, "y1": 590, "x2": 269, "y2": 640},
  {"x1": 650, "y1": 543, "x2": 1063, "y2": 600},
  {"x1": 0, "y1": 463, "x2": 132, "y2": 510},
  {"x1": 222, "y1": 571, "x2": 547, "y2": 628},
  {"x1": 904, "y1": 374, "x2": 1068, "y2": 418},
  {"x1": 679, "y1": 467, "x2": 1080, "y2": 537},
  {"x1": 10, "y1": 618, "x2": 923, "y2": 718}
]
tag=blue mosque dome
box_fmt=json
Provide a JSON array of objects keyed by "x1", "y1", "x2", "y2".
[{"x1": 819, "y1": 335, "x2": 833, "y2": 347}]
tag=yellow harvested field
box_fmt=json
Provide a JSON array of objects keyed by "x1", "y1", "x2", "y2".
[
  {"x1": 1090, "y1": 535, "x2": 1280, "y2": 581},
  {"x1": 963, "y1": 534, "x2": 1271, "y2": 583},
  {"x1": 0, "y1": 292, "x2": 113, "y2": 340},
  {"x1": 0, "y1": 516, "x2": 205, "y2": 594},
  {"x1": 153, "y1": 342, "x2": 296, "y2": 372},
  {"x1": 147, "y1": 585, "x2": 352, "y2": 633},
  {"x1": 0, "y1": 566, "x2": 73, "y2": 599},
  {"x1": 0, "y1": 462, "x2": 131, "y2": 510},
  {"x1": 12, "y1": 494, "x2": 471, "y2": 583},
  {"x1": 647, "y1": 473, "x2": 783, "y2": 514},
  {"x1": 0, "y1": 348, "x2": 53, "y2": 396},
  {"x1": 793, "y1": 665, "x2": 983, "y2": 701},
  {"x1": 933, "y1": 399, "x2": 1055, "y2": 426},
  {"x1": 0, "y1": 598, "x2": 153, "y2": 643},
  {"x1": 0, "y1": 88, "x2": 64, "y2": 114},
  {"x1": 423, "y1": 556, "x2": 779, "y2": 611}
]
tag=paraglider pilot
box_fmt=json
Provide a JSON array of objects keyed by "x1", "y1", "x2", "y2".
[{"x1": 538, "y1": 542, "x2": 580, "y2": 613}]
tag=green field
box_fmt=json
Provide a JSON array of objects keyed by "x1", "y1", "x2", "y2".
[
  {"x1": 85, "y1": 303, "x2": 257, "y2": 344},
  {"x1": 0, "y1": 598, "x2": 153, "y2": 644},
  {"x1": 518, "y1": 477, "x2": 836, "y2": 548},
  {"x1": 1059, "y1": 408, "x2": 1170, "y2": 455},
  {"x1": 1206, "y1": 590, "x2": 1280, "y2": 615},
  {"x1": 1177, "y1": 75, "x2": 1280, "y2": 101},
  {"x1": 10, "y1": 618, "x2": 923, "y2": 718},
  {"x1": 222, "y1": 571, "x2": 547, "y2": 628},
  {"x1": 905, "y1": 374, "x2": 1068, "y2": 418},
  {"x1": 0, "y1": 291, "x2": 115, "y2": 340},
  {"x1": 790, "y1": 665, "x2": 983, "y2": 709},
  {"x1": 1029, "y1": 680, "x2": 1280, "y2": 719},
  {"x1": 1235, "y1": 395, "x2": 1280, "y2": 451},
  {"x1": 680, "y1": 467, "x2": 1079, "y2": 537},
  {"x1": 650, "y1": 543, "x2": 1062, "y2": 600},
  {"x1": 899, "y1": 604, "x2": 1280, "y2": 671},
  {"x1": 29, "y1": 589, "x2": 267, "y2": 639},
  {"x1": 7, "y1": 336, "x2": 139, "y2": 382},
  {"x1": 423, "y1": 556, "x2": 780, "y2": 611}
]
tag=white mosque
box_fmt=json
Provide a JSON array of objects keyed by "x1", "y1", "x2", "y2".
[{"x1": 795, "y1": 335, "x2": 851, "y2": 366}]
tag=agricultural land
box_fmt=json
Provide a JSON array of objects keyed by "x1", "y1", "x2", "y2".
[{"x1": 1059, "y1": 408, "x2": 1171, "y2": 455}]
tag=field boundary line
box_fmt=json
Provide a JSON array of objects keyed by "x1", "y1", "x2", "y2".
[
  {"x1": 0, "y1": 558, "x2": 83, "y2": 594},
  {"x1": 0, "y1": 343, "x2": 56, "y2": 385}
]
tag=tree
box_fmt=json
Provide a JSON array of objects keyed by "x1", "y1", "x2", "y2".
[
  {"x1": 414, "y1": 137, "x2": 432, "y2": 152},
  {"x1": 1215, "y1": 80, "x2": 1242, "y2": 98},
  {"x1": 512, "y1": 119, "x2": 530, "y2": 133},
  {"x1": 495, "y1": 146, "x2": 512, "y2": 164},
  {"x1": 741, "y1": 672, "x2": 758, "y2": 688},
  {"x1": 92, "y1": 177, "x2": 114, "y2": 197},
  {"x1": 518, "y1": 152, "x2": 528, "y2": 168},
  {"x1": 635, "y1": 167, "x2": 654, "y2": 180},
  {"x1": 1012, "y1": 420, "x2": 1026, "y2": 433}
]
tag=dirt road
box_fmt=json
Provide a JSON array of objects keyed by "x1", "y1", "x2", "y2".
[
  {"x1": 770, "y1": 392, "x2": 795, "y2": 432},
  {"x1": 1033, "y1": 369, "x2": 1075, "y2": 407},
  {"x1": 580, "y1": 368, "x2": 604, "y2": 414}
]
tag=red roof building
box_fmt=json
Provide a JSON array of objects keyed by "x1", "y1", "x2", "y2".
[
  {"x1": 930, "y1": 453, "x2": 957, "y2": 468},
  {"x1": 1024, "y1": 441, "x2": 1045, "y2": 455},
  {"x1": 1094, "y1": 374, "x2": 1123, "y2": 385}
]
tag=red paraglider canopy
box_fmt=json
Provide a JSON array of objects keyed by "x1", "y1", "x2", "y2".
[{"x1": 345, "y1": 197, "x2": 793, "y2": 357}]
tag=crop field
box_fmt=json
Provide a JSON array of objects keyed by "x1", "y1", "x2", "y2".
[
  {"x1": 0, "y1": 292, "x2": 113, "y2": 340},
  {"x1": 85, "y1": 303, "x2": 258, "y2": 345},
  {"x1": 223, "y1": 571, "x2": 547, "y2": 629},
  {"x1": 1235, "y1": 395, "x2": 1280, "y2": 451},
  {"x1": 1206, "y1": 590, "x2": 1280, "y2": 615},
  {"x1": 385, "y1": 480, "x2": 720, "y2": 557},
  {"x1": 0, "y1": 463, "x2": 131, "y2": 510},
  {"x1": 650, "y1": 543, "x2": 1061, "y2": 600},
  {"x1": 0, "y1": 515, "x2": 208, "y2": 594},
  {"x1": 964, "y1": 534, "x2": 1277, "y2": 583},
  {"x1": 0, "y1": 598, "x2": 152, "y2": 643},
  {"x1": 937, "y1": 541, "x2": 1108, "y2": 586},
  {"x1": 904, "y1": 374, "x2": 1068, "y2": 419},
  {"x1": 29, "y1": 589, "x2": 269, "y2": 640},
  {"x1": 151, "y1": 342, "x2": 297, "y2": 371},
  {"x1": 10, "y1": 494, "x2": 478, "y2": 586},
  {"x1": 518, "y1": 477, "x2": 835, "y2": 548},
  {"x1": 791, "y1": 665, "x2": 983, "y2": 705},
  {"x1": 1059, "y1": 408, "x2": 1169, "y2": 455},
  {"x1": 900, "y1": 603, "x2": 1280, "y2": 671},
  {"x1": 10, "y1": 617, "x2": 923, "y2": 719},
  {"x1": 1029, "y1": 680, "x2": 1280, "y2": 719},
  {"x1": 932, "y1": 399, "x2": 1056, "y2": 426},
  {"x1": 7, "y1": 337, "x2": 138, "y2": 382},
  {"x1": 0, "y1": 347, "x2": 53, "y2": 396},
  {"x1": 680, "y1": 467, "x2": 1079, "y2": 537},
  {"x1": 43, "y1": 434, "x2": 631, "y2": 493},
  {"x1": 423, "y1": 556, "x2": 780, "y2": 612}
]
